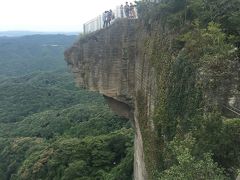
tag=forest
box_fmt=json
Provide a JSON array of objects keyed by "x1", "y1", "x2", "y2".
[{"x1": 0, "y1": 35, "x2": 133, "y2": 180}]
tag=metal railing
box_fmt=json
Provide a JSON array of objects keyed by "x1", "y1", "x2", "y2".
[
  {"x1": 82, "y1": 0, "x2": 163, "y2": 34},
  {"x1": 83, "y1": 6, "x2": 138, "y2": 34},
  {"x1": 83, "y1": 15, "x2": 102, "y2": 34}
]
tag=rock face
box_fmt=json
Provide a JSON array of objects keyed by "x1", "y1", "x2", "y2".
[
  {"x1": 65, "y1": 19, "x2": 155, "y2": 179},
  {"x1": 65, "y1": 18, "x2": 240, "y2": 179}
]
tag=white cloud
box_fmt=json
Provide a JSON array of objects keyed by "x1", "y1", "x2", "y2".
[{"x1": 0, "y1": 0, "x2": 128, "y2": 32}]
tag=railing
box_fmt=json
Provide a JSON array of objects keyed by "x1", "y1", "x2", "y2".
[
  {"x1": 82, "y1": 0, "x2": 162, "y2": 34},
  {"x1": 83, "y1": 6, "x2": 138, "y2": 34},
  {"x1": 83, "y1": 16, "x2": 102, "y2": 34}
]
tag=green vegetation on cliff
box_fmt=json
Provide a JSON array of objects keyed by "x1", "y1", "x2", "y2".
[
  {"x1": 0, "y1": 35, "x2": 133, "y2": 180},
  {"x1": 137, "y1": 0, "x2": 240, "y2": 179}
]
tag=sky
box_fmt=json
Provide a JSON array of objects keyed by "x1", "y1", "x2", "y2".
[{"x1": 0, "y1": 0, "x2": 127, "y2": 32}]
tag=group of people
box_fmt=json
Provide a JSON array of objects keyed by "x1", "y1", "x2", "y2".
[
  {"x1": 102, "y1": 10, "x2": 115, "y2": 28},
  {"x1": 120, "y1": 2, "x2": 136, "y2": 19},
  {"x1": 102, "y1": 2, "x2": 136, "y2": 29}
]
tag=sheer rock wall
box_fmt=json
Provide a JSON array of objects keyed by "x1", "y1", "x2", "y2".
[{"x1": 65, "y1": 19, "x2": 156, "y2": 180}]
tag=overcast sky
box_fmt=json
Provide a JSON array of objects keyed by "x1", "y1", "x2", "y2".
[{"x1": 0, "y1": 0, "x2": 128, "y2": 32}]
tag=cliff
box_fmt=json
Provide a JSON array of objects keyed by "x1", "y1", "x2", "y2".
[
  {"x1": 65, "y1": 19, "x2": 152, "y2": 179},
  {"x1": 65, "y1": 2, "x2": 240, "y2": 179}
]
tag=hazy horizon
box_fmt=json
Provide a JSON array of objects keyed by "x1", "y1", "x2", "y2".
[
  {"x1": 0, "y1": 0, "x2": 128, "y2": 32},
  {"x1": 0, "y1": 30, "x2": 79, "y2": 33},
  {"x1": 0, "y1": 30, "x2": 79, "y2": 32}
]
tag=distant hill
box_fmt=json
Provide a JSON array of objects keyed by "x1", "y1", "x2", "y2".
[
  {"x1": 0, "y1": 34, "x2": 77, "y2": 76},
  {"x1": 0, "y1": 31, "x2": 78, "y2": 37}
]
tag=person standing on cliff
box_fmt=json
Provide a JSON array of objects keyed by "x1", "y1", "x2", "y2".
[
  {"x1": 107, "y1": 10, "x2": 113, "y2": 27},
  {"x1": 124, "y1": 2, "x2": 130, "y2": 18},
  {"x1": 107, "y1": 10, "x2": 112, "y2": 27},
  {"x1": 102, "y1": 11, "x2": 108, "y2": 28},
  {"x1": 120, "y1": 4, "x2": 124, "y2": 18},
  {"x1": 130, "y1": 3, "x2": 136, "y2": 19}
]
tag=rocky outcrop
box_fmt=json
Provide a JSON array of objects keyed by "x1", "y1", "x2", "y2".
[{"x1": 65, "y1": 19, "x2": 156, "y2": 179}]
